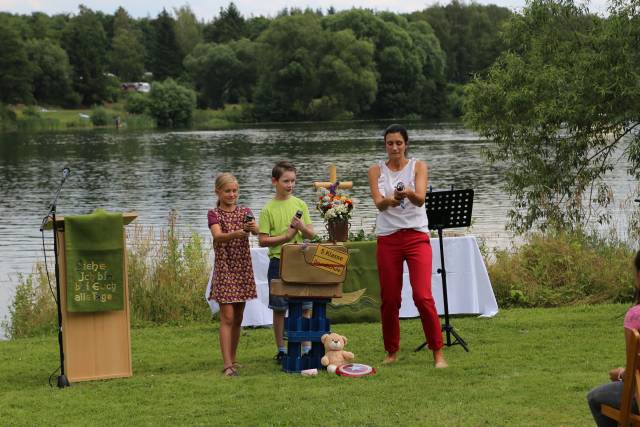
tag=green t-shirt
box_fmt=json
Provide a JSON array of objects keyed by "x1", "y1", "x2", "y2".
[{"x1": 258, "y1": 196, "x2": 312, "y2": 259}]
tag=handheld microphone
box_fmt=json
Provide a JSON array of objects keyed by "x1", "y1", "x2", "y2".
[
  {"x1": 395, "y1": 182, "x2": 406, "y2": 209},
  {"x1": 290, "y1": 210, "x2": 303, "y2": 228},
  {"x1": 62, "y1": 167, "x2": 71, "y2": 180}
]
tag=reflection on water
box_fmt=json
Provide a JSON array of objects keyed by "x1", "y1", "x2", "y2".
[{"x1": 0, "y1": 121, "x2": 636, "y2": 335}]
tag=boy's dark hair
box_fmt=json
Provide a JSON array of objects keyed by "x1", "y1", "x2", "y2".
[
  {"x1": 383, "y1": 124, "x2": 409, "y2": 143},
  {"x1": 272, "y1": 161, "x2": 297, "y2": 180}
]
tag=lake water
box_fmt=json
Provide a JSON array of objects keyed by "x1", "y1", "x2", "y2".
[{"x1": 0, "y1": 121, "x2": 637, "y2": 337}]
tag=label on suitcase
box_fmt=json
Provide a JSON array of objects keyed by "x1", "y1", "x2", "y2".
[{"x1": 280, "y1": 243, "x2": 349, "y2": 284}]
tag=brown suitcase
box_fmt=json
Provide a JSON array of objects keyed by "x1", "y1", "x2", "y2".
[{"x1": 279, "y1": 243, "x2": 349, "y2": 284}]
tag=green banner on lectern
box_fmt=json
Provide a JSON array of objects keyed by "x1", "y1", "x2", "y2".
[{"x1": 65, "y1": 209, "x2": 124, "y2": 312}]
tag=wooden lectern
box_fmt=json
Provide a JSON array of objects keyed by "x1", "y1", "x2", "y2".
[{"x1": 45, "y1": 212, "x2": 137, "y2": 382}]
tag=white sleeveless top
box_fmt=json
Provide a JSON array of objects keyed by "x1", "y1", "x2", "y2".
[{"x1": 375, "y1": 158, "x2": 429, "y2": 236}]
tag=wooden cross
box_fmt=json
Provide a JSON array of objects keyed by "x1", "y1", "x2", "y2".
[{"x1": 313, "y1": 165, "x2": 353, "y2": 190}]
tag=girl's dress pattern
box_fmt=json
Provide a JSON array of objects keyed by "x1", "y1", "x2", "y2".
[{"x1": 208, "y1": 207, "x2": 257, "y2": 303}]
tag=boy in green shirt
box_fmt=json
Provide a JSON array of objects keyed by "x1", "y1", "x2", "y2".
[{"x1": 258, "y1": 161, "x2": 315, "y2": 362}]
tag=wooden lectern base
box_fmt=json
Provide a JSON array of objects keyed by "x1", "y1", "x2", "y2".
[{"x1": 51, "y1": 213, "x2": 136, "y2": 382}]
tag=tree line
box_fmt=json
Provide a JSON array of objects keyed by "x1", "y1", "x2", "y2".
[{"x1": 0, "y1": 1, "x2": 513, "y2": 122}]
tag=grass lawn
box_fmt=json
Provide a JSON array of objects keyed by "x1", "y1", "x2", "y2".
[{"x1": 0, "y1": 304, "x2": 627, "y2": 426}]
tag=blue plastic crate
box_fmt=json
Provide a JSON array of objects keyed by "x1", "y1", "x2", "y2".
[{"x1": 282, "y1": 298, "x2": 331, "y2": 373}]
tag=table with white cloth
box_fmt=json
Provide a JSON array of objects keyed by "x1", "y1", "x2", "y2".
[{"x1": 205, "y1": 236, "x2": 499, "y2": 327}]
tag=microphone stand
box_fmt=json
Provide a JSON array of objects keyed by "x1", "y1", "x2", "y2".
[{"x1": 40, "y1": 171, "x2": 71, "y2": 388}]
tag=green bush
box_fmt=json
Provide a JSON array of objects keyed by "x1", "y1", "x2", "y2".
[
  {"x1": 125, "y1": 92, "x2": 149, "y2": 114},
  {"x1": 447, "y1": 83, "x2": 466, "y2": 118},
  {"x1": 487, "y1": 230, "x2": 636, "y2": 308},
  {"x1": 1, "y1": 264, "x2": 56, "y2": 339},
  {"x1": 148, "y1": 79, "x2": 196, "y2": 128},
  {"x1": 402, "y1": 113, "x2": 422, "y2": 121},
  {"x1": 191, "y1": 113, "x2": 233, "y2": 129},
  {"x1": 219, "y1": 103, "x2": 252, "y2": 122},
  {"x1": 124, "y1": 113, "x2": 155, "y2": 129},
  {"x1": 191, "y1": 104, "x2": 255, "y2": 129},
  {"x1": 0, "y1": 103, "x2": 17, "y2": 131},
  {"x1": 306, "y1": 96, "x2": 344, "y2": 121},
  {"x1": 104, "y1": 74, "x2": 121, "y2": 103},
  {"x1": 22, "y1": 105, "x2": 41, "y2": 118},
  {"x1": 90, "y1": 106, "x2": 111, "y2": 126},
  {"x1": 0, "y1": 103, "x2": 17, "y2": 121}
]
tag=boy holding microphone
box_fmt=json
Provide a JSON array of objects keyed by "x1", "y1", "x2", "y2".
[{"x1": 258, "y1": 161, "x2": 315, "y2": 362}]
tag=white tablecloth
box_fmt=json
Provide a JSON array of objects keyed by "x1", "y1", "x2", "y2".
[
  {"x1": 400, "y1": 236, "x2": 499, "y2": 319},
  {"x1": 205, "y1": 236, "x2": 498, "y2": 327}
]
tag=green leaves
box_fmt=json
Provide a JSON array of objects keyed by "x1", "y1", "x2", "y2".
[
  {"x1": 184, "y1": 42, "x2": 243, "y2": 108},
  {"x1": 61, "y1": 6, "x2": 109, "y2": 106},
  {"x1": 148, "y1": 79, "x2": 196, "y2": 128},
  {"x1": 0, "y1": 16, "x2": 33, "y2": 104},
  {"x1": 465, "y1": 0, "x2": 640, "y2": 233},
  {"x1": 253, "y1": 12, "x2": 378, "y2": 121},
  {"x1": 109, "y1": 9, "x2": 146, "y2": 82}
]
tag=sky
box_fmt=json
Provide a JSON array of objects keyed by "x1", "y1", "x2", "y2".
[{"x1": 0, "y1": 0, "x2": 610, "y2": 20}]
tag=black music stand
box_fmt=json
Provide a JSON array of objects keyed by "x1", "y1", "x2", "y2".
[{"x1": 415, "y1": 188, "x2": 474, "y2": 353}]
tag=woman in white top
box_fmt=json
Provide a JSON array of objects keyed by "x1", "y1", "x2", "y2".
[{"x1": 367, "y1": 124, "x2": 447, "y2": 368}]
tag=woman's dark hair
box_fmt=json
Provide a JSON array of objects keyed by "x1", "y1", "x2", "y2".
[{"x1": 383, "y1": 124, "x2": 409, "y2": 143}]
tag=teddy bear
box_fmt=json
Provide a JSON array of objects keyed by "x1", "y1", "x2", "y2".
[{"x1": 321, "y1": 332, "x2": 355, "y2": 374}]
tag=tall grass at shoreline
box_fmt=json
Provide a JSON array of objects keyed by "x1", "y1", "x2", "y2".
[
  {"x1": 127, "y1": 212, "x2": 211, "y2": 324},
  {"x1": 489, "y1": 230, "x2": 636, "y2": 308},
  {"x1": 4, "y1": 219, "x2": 638, "y2": 339}
]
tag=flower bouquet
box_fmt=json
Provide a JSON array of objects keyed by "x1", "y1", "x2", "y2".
[
  {"x1": 317, "y1": 184, "x2": 354, "y2": 241},
  {"x1": 317, "y1": 186, "x2": 354, "y2": 221}
]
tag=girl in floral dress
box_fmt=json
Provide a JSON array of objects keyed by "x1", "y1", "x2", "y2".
[{"x1": 208, "y1": 173, "x2": 258, "y2": 376}]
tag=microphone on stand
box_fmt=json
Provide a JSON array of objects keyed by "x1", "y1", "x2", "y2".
[
  {"x1": 39, "y1": 165, "x2": 72, "y2": 388},
  {"x1": 41, "y1": 167, "x2": 72, "y2": 231}
]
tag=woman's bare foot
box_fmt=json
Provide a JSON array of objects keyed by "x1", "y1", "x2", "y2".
[
  {"x1": 383, "y1": 352, "x2": 398, "y2": 364},
  {"x1": 433, "y1": 349, "x2": 448, "y2": 368}
]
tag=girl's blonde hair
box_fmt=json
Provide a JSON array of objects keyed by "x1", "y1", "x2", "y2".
[{"x1": 214, "y1": 173, "x2": 238, "y2": 206}]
